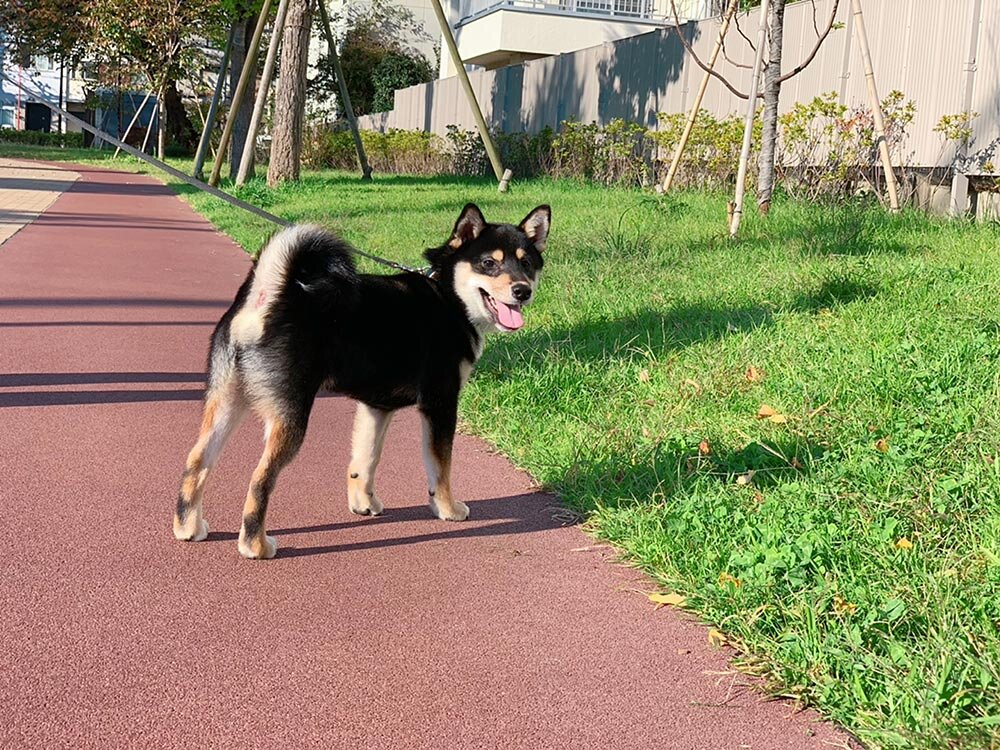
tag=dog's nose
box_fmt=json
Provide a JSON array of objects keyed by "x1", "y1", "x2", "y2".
[{"x1": 511, "y1": 284, "x2": 532, "y2": 302}]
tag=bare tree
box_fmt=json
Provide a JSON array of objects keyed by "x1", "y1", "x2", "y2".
[
  {"x1": 668, "y1": 0, "x2": 841, "y2": 214},
  {"x1": 267, "y1": 0, "x2": 312, "y2": 186},
  {"x1": 756, "y1": 0, "x2": 786, "y2": 214},
  {"x1": 229, "y1": 14, "x2": 259, "y2": 181}
]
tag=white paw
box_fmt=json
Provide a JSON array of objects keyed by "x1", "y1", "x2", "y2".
[
  {"x1": 431, "y1": 498, "x2": 470, "y2": 522},
  {"x1": 238, "y1": 533, "x2": 278, "y2": 560},
  {"x1": 174, "y1": 516, "x2": 210, "y2": 542},
  {"x1": 349, "y1": 488, "x2": 384, "y2": 516}
]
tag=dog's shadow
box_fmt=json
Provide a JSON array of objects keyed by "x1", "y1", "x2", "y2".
[{"x1": 205, "y1": 491, "x2": 568, "y2": 558}]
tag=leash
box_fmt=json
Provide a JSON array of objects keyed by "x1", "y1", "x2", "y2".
[{"x1": 1, "y1": 72, "x2": 434, "y2": 277}]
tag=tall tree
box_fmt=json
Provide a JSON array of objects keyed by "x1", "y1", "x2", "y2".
[
  {"x1": 86, "y1": 0, "x2": 225, "y2": 157},
  {"x1": 312, "y1": 0, "x2": 432, "y2": 117},
  {"x1": 267, "y1": 0, "x2": 311, "y2": 185},
  {"x1": 223, "y1": 1, "x2": 262, "y2": 180}
]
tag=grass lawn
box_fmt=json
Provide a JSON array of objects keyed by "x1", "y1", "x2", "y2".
[{"x1": 5, "y1": 143, "x2": 1000, "y2": 749}]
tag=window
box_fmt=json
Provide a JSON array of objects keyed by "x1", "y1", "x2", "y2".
[
  {"x1": 32, "y1": 55, "x2": 54, "y2": 71},
  {"x1": 0, "y1": 106, "x2": 15, "y2": 128}
]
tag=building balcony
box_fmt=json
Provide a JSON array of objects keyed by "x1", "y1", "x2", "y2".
[{"x1": 443, "y1": 0, "x2": 719, "y2": 74}]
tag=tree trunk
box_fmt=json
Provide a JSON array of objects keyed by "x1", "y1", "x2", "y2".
[
  {"x1": 267, "y1": 0, "x2": 312, "y2": 186},
  {"x1": 229, "y1": 16, "x2": 258, "y2": 181},
  {"x1": 164, "y1": 80, "x2": 199, "y2": 154},
  {"x1": 756, "y1": 0, "x2": 786, "y2": 215}
]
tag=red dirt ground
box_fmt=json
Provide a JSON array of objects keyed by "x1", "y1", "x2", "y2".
[{"x1": 0, "y1": 162, "x2": 859, "y2": 749}]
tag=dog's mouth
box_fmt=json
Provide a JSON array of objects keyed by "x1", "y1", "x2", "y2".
[{"x1": 480, "y1": 289, "x2": 524, "y2": 331}]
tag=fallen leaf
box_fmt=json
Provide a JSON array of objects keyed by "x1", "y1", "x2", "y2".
[
  {"x1": 638, "y1": 369, "x2": 650, "y2": 383},
  {"x1": 745, "y1": 366, "x2": 764, "y2": 383},
  {"x1": 698, "y1": 439, "x2": 712, "y2": 456},
  {"x1": 683, "y1": 378, "x2": 703, "y2": 394},
  {"x1": 875, "y1": 437, "x2": 890, "y2": 453},
  {"x1": 895, "y1": 537, "x2": 913, "y2": 550},
  {"x1": 832, "y1": 595, "x2": 858, "y2": 616},
  {"x1": 718, "y1": 572, "x2": 742, "y2": 588},
  {"x1": 757, "y1": 404, "x2": 788, "y2": 423},
  {"x1": 648, "y1": 592, "x2": 687, "y2": 609},
  {"x1": 735, "y1": 470, "x2": 756, "y2": 486},
  {"x1": 642, "y1": 428, "x2": 651, "y2": 438},
  {"x1": 708, "y1": 628, "x2": 727, "y2": 647},
  {"x1": 790, "y1": 457, "x2": 803, "y2": 470},
  {"x1": 641, "y1": 399, "x2": 656, "y2": 407}
]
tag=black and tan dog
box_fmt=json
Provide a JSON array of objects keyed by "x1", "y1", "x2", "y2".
[{"x1": 173, "y1": 203, "x2": 550, "y2": 559}]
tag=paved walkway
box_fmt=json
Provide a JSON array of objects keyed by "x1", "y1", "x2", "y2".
[
  {"x1": 0, "y1": 159, "x2": 857, "y2": 749},
  {"x1": 0, "y1": 157, "x2": 80, "y2": 245}
]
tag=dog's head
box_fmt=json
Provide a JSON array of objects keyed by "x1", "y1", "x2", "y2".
[{"x1": 425, "y1": 203, "x2": 550, "y2": 333}]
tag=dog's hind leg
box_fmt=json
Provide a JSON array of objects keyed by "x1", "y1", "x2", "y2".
[
  {"x1": 419, "y1": 406, "x2": 469, "y2": 522},
  {"x1": 347, "y1": 403, "x2": 394, "y2": 516},
  {"x1": 237, "y1": 409, "x2": 308, "y2": 560},
  {"x1": 174, "y1": 383, "x2": 246, "y2": 542}
]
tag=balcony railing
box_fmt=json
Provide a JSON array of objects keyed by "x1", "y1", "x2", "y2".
[{"x1": 456, "y1": 0, "x2": 721, "y2": 25}]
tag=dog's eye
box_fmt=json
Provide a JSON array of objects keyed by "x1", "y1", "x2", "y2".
[
  {"x1": 481, "y1": 258, "x2": 497, "y2": 270},
  {"x1": 520, "y1": 257, "x2": 532, "y2": 271}
]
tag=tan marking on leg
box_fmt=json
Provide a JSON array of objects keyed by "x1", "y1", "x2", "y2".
[
  {"x1": 237, "y1": 416, "x2": 303, "y2": 560},
  {"x1": 174, "y1": 388, "x2": 245, "y2": 542},
  {"x1": 420, "y1": 414, "x2": 469, "y2": 521},
  {"x1": 347, "y1": 404, "x2": 393, "y2": 516}
]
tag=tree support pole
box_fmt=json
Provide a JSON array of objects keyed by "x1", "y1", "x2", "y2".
[
  {"x1": 237, "y1": 0, "x2": 293, "y2": 185},
  {"x1": 849, "y1": 0, "x2": 899, "y2": 212},
  {"x1": 114, "y1": 81, "x2": 157, "y2": 158},
  {"x1": 661, "y1": 0, "x2": 738, "y2": 194},
  {"x1": 210, "y1": 0, "x2": 274, "y2": 187},
  {"x1": 316, "y1": 0, "x2": 372, "y2": 180},
  {"x1": 428, "y1": 0, "x2": 508, "y2": 191},
  {"x1": 194, "y1": 25, "x2": 236, "y2": 181},
  {"x1": 729, "y1": 0, "x2": 769, "y2": 237}
]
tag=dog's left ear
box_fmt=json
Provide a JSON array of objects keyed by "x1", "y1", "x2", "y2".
[{"x1": 519, "y1": 205, "x2": 551, "y2": 251}]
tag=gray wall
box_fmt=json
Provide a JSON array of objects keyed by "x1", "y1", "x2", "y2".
[{"x1": 357, "y1": 0, "x2": 1000, "y2": 172}]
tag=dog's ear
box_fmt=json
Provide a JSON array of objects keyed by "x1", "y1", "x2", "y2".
[
  {"x1": 449, "y1": 203, "x2": 487, "y2": 248},
  {"x1": 519, "y1": 205, "x2": 551, "y2": 251}
]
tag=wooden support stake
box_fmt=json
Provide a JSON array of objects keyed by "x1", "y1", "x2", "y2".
[
  {"x1": 850, "y1": 0, "x2": 899, "y2": 212},
  {"x1": 236, "y1": 0, "x2": 292, "y2": 186},
  {"x1": 194, "y1": 25, "x2": 236, "y2": 181},
  {"x1": 661, "y1": 0, "x2": 738, "y2": 194},
  {"x1": 113, "y1": 81, "x2": 157, "y2": 158},
  {"x1": 729, "y1": 0, "x2": 770, "y2": 237},
  {"x1": 140, "y1": 82, "x2": 165, "y2": 156},
  {"x1": 428, "y1": 0, "x2": 507, "y2": 189},
  {"x1": 316, "y1": 0, "x2": 372, "y2": 181},
  {"x1": 210, "y1": 0, "x2": 274, "y2": 187}
]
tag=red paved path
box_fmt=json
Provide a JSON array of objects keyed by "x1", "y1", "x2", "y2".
[{"x1": 0, "y1": 162, "x2": 857, "y2": 749}]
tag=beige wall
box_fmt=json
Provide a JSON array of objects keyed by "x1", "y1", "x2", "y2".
[{"x1": 363, "y1": 0, "x2": 1000, "y2": 173}]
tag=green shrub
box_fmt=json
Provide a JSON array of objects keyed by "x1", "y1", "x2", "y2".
[
  {"x1": 651, "y1": 109, "x2": 755, "y2": 190},
  {"x1": 779, "y1": 90, "x2": 916, "y2": 200},
  {"x1": 553, "y1": 118, "x2": 651, "y2": 186},
  {"x1": 0, "y1": 129, "x2": 85, "y2": 148}
]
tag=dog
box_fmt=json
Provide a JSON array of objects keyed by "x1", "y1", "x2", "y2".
[{"x1": 173, "y1": 203, "x2": 550, "y2": 559}]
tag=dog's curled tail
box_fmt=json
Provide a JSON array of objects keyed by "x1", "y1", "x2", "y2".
[{"x1": 230, "y1": 224, "x2": 358, "y2": 344}]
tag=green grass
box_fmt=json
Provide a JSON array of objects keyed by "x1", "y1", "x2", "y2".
[{"x1": 6, "y1": 143, "x2": 1000, "y2": 748}]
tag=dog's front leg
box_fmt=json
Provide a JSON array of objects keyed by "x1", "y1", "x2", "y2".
[
  {"x1": 347, "y1": 403, "x2": 393, "y2": 516},
  {"x1": 419, "y1": 404, "x2": 469, "y2": 521}
]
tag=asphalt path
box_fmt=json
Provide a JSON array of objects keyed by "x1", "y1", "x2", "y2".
[{"x1": 0, "y1": 160, "x2": 857, "y2": 749}]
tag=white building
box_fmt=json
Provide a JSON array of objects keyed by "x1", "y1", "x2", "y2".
[
  {"x1": 439, "y1": 0, "x2": 721, "y2": 77},
  {"x1": 0, "y1": 45, "x2": 94, "y2": 132}
]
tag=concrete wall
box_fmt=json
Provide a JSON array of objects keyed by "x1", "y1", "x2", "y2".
[{"x1": 360, "y1": 0, "x2": 1000, "y2": 175}]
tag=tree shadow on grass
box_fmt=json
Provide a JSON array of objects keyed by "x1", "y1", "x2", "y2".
[
  {"x1": 482, "y1": 279, "x2": 879, "y2": 373},
  {"x1": 559, "y1": 434, "x2": 829, "y2": 516}
]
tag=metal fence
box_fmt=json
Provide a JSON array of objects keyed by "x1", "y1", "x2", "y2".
[{"x1": 358, "y1": 0, "x2": 999, "y2": 173}]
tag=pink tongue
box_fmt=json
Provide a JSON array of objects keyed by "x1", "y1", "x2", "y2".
[{"x1": 494, "y1": 300, "x2": 524, "y2": 330}]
